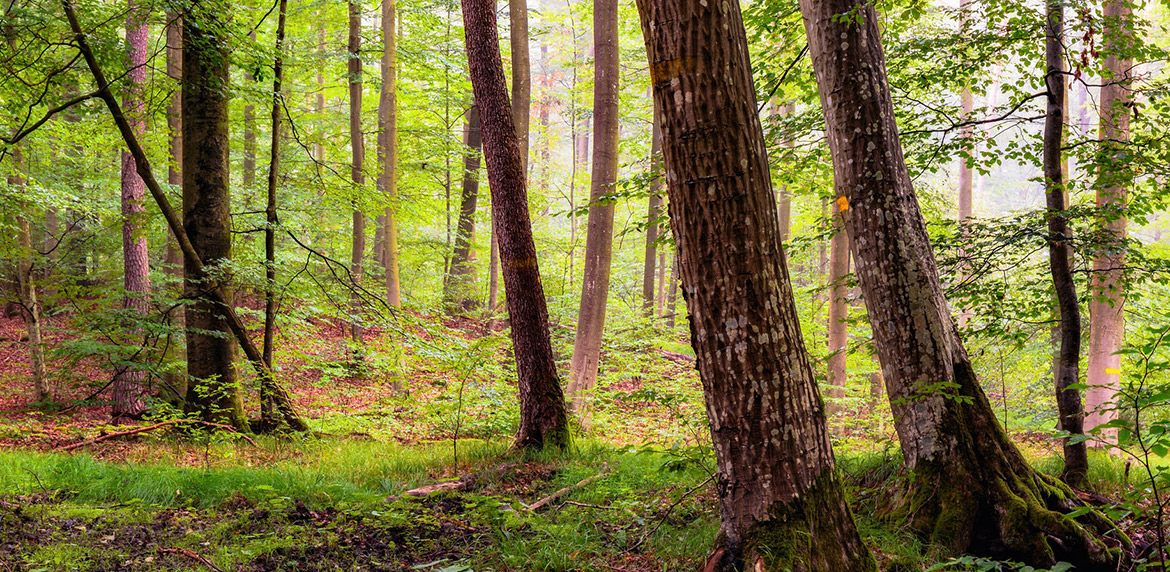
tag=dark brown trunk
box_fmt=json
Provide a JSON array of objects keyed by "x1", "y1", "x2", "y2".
[
  {"x1": 181, "y1": 2, "x2": 246, "y2": 429},
  {"x1": 799, "y1": 0, "x2": 1125, "y2": 565},
  {"x1": 636, "y1": 1, "x2": 875, "y2": 569},
  {"x1": 113, "y1": 0, "x2": 151, "y2": 423},
  {"x1": 567, "y1": 0, "x2": 620, "y2": 419},
  {"x1": 461, "y1": 0, "x2": 570, "y2": 451},
  {"x1": 261, "y1": 0, "x2": 289, "y2": 425},
  {"x1": 1086, "y1": 0, "x2": 1132, "y2": 446},
  {"x1": 443, "y1": 105, "x2": 482, "y2": 314},
  {"x1": 1043, "y1": 0, "x2": 1089, "y2": 487}
]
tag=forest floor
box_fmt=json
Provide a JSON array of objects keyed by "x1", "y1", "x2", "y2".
[{"x1": 0, "y1": 314, "x2": 1161, "y2": 571}]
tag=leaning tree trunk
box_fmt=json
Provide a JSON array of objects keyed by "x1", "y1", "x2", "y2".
[
  {"x1": 635, "y1": 1, "x2": 876, "y2": 569},
  {"x1": 379, "y1": 0, "x2": 401, "y2": 308},
  {"x1": 826, "y1": 215, "x2": 849, "y2": 416},
  {"x1": 181, "y1": 2, "x2": 246, "y2": 429},
  {"x1": 799, "y1": 0, "x2": 1127, "y2": 566},
  {"x1": 1044, "y1": 0, "x2": 1089, "y2": 487},
  {"x1": 113, "y1": 0, "x2": 151, "y2": 423},
  {"x1": 1086, "y1": 0, "x2": 1132, "y2": 445},
  {"x1": 641, "y1": 109, "x2": 662, "y2": 317},
  {"x1": 443, "y1": 105, "x2": 483, "y2": 314},
  {"x1": 566, "y1": 0, "x2": 620, "y2": 420},
  {"x1": 261, "y1": 0, "x2": 289, "y2": 427},
  {"x1": 461, "y1": 0, "x2": 570, "y2": 451},
  {"x1": 348, "y1": 0, "x2": 367, "y2": 349}
]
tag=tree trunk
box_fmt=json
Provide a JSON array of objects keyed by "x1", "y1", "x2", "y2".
[
  {"x1": 182, "y1": 2, "x2": 246, "y2": 429},
  {"x1": 64, "y1": 0, "x2": 307, "y2": 433},
  {"x1": 261, "y1": 0, "x2": 290, "y2": 426},
  {"x1": 641, "y1": 108, "x2": 662, "y2": 317},
  {"x1": 664, "y1": 251, "x2": 677, "y2": 328},
  {"x1": 243, "y1": 31, "x2": 257, "y2": 193},
  {"x1": 379, "y1": 0, "x2": 401, "y2": 308},
  {"x1": 799, "y1": 0, "x2": 1125, "y2": 565},
  {"x1": 461, "y1": 0, "x2": 570, "y2": 451},
  {"x1": 443, "y1": 105, "x2": 482, "y2": 314},
  {"x1": 1086, "y1": 0, "x2": 1132, "y2": 446},
  {"x1": 113, "y1": 0, "x2": 151, "y2": 423},
  {"x1": 11, "y1": 151, "x2": 50, "y2": 404},
  {"x1": 777, "y1": 102, "x2": 794, "y2": 242},
  {"x1": 164, "y1": 11, "x2": 186, "y2": 404},
  {"x1": 566, "y1": 0, "x2": 620, "y2": 419},
  {"x1": 1043, "y1": 0, "x2": 1089, "y2": 488},
  {"x1": 509, "y1": 0, "x2": 530, "y2": 172},
  {"x1": 827, "y1": 215, "x2": 849, "y2": 416},
  {"x1": 348, "y1": 0, "x2": 366, "y2": 349},
  {"x1": 635, "y1": 2, "x2": 876, "y2": 569}
]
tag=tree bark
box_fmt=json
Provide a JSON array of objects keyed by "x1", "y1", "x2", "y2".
[
  {"x1": 635, "y1": 1, "x2": 876, "y2": 569},
  {"x1": 566, "y1": 0, "x2": 620, "y2": 419},
  {"x1": 509, "y1": 0, "x2": 530, "y2": 172},
  {"x1": 64, "y1": 0, "x2": 307, "y2": 433},
  {"x1": 261, "y1": 0, "x2": 289, "y2": 426},
  {"x1": 1043, "y1": 0, "x2": 1089, "y2": 487},
  {"x1": 113, "y1": 0, "x2": 151, "y2": 423},
  {"x1": 379, "y1": 0, "x2": 401, "y2": 308},
  {"x1": 799, "y1": 0, "x2": 1125, "y2": 565},
  {"x1": 164, "y1": 11, "x2": 186, "y2": 403},
  {"x1": 827, "y1": 214, "x2": 849, "y2": 416},
  {"x1": 181, "y1": 1, "x2": 246, "y2": 429},
  {"x1": 1086, "y1": 0, "x2": 1132, "y2": 446},
  {"x1": 443, "y1": 105, "x2": 482, "y2": 314},
  {"x1": 460, "y1": 0, "x2": 570, "y2": 451},
  {"x1": 348, "y1": 0, "x2": 367, "y2": 348},
  {"x1": 641, "y1": 109, "x2": 662, "y2": 317}
]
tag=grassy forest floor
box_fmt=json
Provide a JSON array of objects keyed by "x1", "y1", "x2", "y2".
[{"x1": 0, "y1": 313, "x2": 1161, "y2": 571}]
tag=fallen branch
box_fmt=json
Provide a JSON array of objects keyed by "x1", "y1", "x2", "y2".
[
  {"x1": 527, "y1": 466, "x2": 609, "y2": 511},
  {"x1": 53, "y1": 419, "x2": 257, "y2": 452},
  {"x1": 158, "y1": 547, "x2": 227, "y2": 572},
  {"x1": 399, "y1": 474, "x2": 480, "y2": 498},
  {"x1": 656, "y1": 348, "x2": 695, "y2": 365},
  {"x1": 556, "y1": 500, "x2": 620, "y2": 511}
]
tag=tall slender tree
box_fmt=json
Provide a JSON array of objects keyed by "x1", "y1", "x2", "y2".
[
  {"x1": 182, "y1": 0, "x2": 245, "y2": 429},
  {"x1": 566, "y1": 0, "x2": 620, "y2": 418},
  {"x1": 10, "y1": 150, "x2": 49, "y2": 403},
  {"x1": 635, "y1": 0, "x2": 876, "y2": 568},
  {"x1": 113, "y1": 0, "x2": 151, "y2": 422},
  {"x1": 262, "y1": 0, "x2": 290, "y2": 426},
  {"x1": 826, "y1": 214, "x2": 849, "y2": 415},
  {"x1": 163, "y1": 11, "x2": 186, "y2": 402},
  {"x1": 641, "y1": 109, "x2": 662, "y2": 317},
  {"x1": 379, "y1": 0, "x2": 401, "y2": 308},
  {"x1": 1044, "y1": 0, "x2": 1088, "y2": 486},
  {"x1": 509, "y1": 0, "x2": 530, "y2": 168},
  {"x1": 1086, "y1": 0, "x2": 1133, "y2": 444},
  {"x1": 348, "y1": 0, "x2": 367, "y2": 348},
  {"x1": 461, "y1": 0, "x2": 570, "y2": 451},
  {"x1": 799, "y1": 0, "x2": 1124, "y2": 564}
]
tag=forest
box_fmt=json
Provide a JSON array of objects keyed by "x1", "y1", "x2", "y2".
[{"x1": 0, "y1": 0, "x2": 1167, "y2": 569}]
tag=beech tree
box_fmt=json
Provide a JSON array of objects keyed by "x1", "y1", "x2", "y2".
[
  {"x1": 461, "y1": 0, "x2": 570, "y2": 451},
  {"x1": 182, "y1": 0, "x2": 245, "y2": 428},
  {"x1": 566, "y1": 0, "x2": 620, "y2": 418},
  {"x1": 799, "y1": 0, "x2": 1125, "y2": 565},
  {"x1": 113, "y1": 0, "x2": 150, "y2": 423},
  {"x1": 635, "y1": 0, "x2": 876, "y2": 569},
  {"x1": 826, "y1": 214, "x2": 849, "y2": 415},
  {"x1": 641, "y1": 112, "x2": 662, "y2": 317},
  {"x1": 348, "y1": 0, "x2": 367, "y2": 348},
  {"x1": 1086, "y1": 0, "x2": 1132, "y2": 444},
  {"x1": 379, "y1": 0, "x2": 401, "y2": 308}
]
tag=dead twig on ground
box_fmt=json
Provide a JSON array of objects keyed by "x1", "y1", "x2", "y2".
[
  {"x1": 527, "y1": 465, "x2": 609, "y2": 511},
  {"x1": 53, "y1": 419, "x2": 257, "y2": 452},
  {"x1": 158, "y1": 547, "x2": 228, "y2": 572}
]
